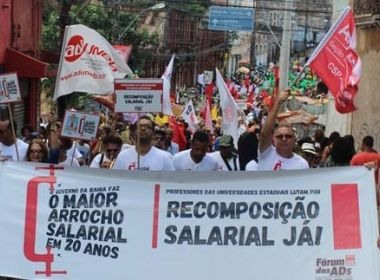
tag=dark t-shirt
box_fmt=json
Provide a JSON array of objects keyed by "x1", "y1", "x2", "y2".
[{"x1": 238, "y1": 132, "x2": 258, "y2": 170}]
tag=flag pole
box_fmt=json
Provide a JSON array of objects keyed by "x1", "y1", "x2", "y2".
[
  {"x1": 70, "y1": 141, "x2": 77, "y2": 166},
  {"x1": 137, "y1": 112, "x2": 141, "y2": 170},
  {"x1": 289, "y1": 68, "x2": 307, "y2": 89},
  {"x1": 7, "y1": 103, "x2": 19, "y2": 161}
]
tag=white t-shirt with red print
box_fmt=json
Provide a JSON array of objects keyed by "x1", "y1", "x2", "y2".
[
  {"x1": 258, "y1": 145, "x2": 309, "y2": 171},
  {"x1": 112, "y1": 146, "x2": 174, "y2": 171}
]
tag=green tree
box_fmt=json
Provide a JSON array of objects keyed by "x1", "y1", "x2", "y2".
[{"x1": 42, "y1": 1, "x2": 161, "y2": 114}]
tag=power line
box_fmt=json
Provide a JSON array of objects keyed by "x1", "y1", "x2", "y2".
[{"x1": 165, "y1": 0, "x2": 332, "y2": 15}]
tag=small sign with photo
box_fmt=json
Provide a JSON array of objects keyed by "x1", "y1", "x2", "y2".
[
  {"x1": 0, "y1": 72, "x2": 21, "y2": 104},
  {"x1": 61, "y1": 110, "x2": 100, "y2": 141}
]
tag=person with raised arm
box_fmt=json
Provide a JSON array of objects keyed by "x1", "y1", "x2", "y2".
[{"x1": 258, "y1": 90, "x2": 309, "y2": 170}]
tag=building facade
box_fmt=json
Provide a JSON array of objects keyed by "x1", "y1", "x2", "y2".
[
  {"x1": 350, "y1": 0, "x2": 380, "y2": 149},
  {"x1": 0, "y1": 0, "x2": 56, "y2": 131}
]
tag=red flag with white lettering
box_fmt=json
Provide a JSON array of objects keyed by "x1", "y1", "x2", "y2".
[{"x1": 305, "y1": 7, "x2": 361, "y2": 113}]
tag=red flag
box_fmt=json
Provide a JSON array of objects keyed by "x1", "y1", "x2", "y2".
[
  {"x1": 169, "y1": 117, "x2": 187, "y2": 151},
  {"x1": 305, "y1": 7, "x2": 361, "y2": 113},
  {"x1": 205, "y1": 82, "x2": 214, "y2": 107},
  {"x1": 113, "y1": 44, "x2": 133, "y2": 63},
  {"x1": 245, "y1": 74, "x2": 250, "y2": 91},
  {"x1": 91, "y1": 94, "x2": 115, "y2": 111},
  {"x1": 247, "y1": 85, "x2": 255, "y2": 105}
]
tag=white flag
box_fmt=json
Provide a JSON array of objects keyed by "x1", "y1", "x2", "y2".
[
  {"x1": 161, "y1": 54, "x2": 175, "y2": 115},
  {"x1": 215, "y1": 68, "x2": 239, "y2": 148},
  {"x1": 53, "y1": 24, "x2": 133, "y2": 100},
  {"x1": 181, "y1": 99, "x2": 199, "y2": 133}
]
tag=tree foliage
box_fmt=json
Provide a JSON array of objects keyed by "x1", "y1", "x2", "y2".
[
  {"x1": 42, "y1": 1, "x2": 160, "y2": 74},
  {"x1": 168, "y1": 0, "x2": 211, "y2": 16},
  {"x1": 41, "y1": 1, "x2": 162, "y2": 111}
]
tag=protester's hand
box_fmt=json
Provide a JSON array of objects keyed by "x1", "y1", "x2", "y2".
[
  {"x1": 100, "y1": 160, "x2": 112, "y2": 169},
  {"x1": 47, "y1": 112, "x2": 55, "y2": 123},
  {"x1": 276, "y1": 89, "x2": 290, "y2": 105},
  {"x1": 364, "y1": 161, "x2": 378, "y2": 170}
]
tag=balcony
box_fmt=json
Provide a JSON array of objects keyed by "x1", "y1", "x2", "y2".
[{"x1": 354, "y1": 0, "x2": 380, "y2": 28}]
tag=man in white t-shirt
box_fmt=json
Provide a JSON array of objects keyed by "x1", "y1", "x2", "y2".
[
  {"x1": 209, "y1": 134, "x2": 240, "y2": 171},
  {"x1": 113, "y1": 116, "x2": 174, "y2": 171},
  {"x1": 173, "y1": 130, "x2": 218, "y2": 171},
  {"x1": 258, "y1": 90, "x2": 309, "y2": 170},
  {"x1": 0, "y1": 120, "x2": 28, "y2": 161}
]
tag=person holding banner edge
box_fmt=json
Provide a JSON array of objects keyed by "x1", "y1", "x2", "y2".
[{"x1": 258, "y1": 90, "x2": 309, "y2": 170}]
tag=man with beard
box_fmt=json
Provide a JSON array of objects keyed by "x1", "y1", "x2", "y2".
[
  {"x1": 173, "y1": 130, "x2": 218, "y2": 171},
  {"x1": 112, "y1": 116, "x2": 174, "y2": 170}
]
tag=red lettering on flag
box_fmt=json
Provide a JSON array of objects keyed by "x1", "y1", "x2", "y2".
[
  {"x1": 331, "y1": 184, "x2": 361, "y2": 249},
  {"x1": 152, "y1": 184, "x2": 161, "y2": 248}
]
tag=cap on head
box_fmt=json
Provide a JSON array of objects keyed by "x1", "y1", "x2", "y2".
[{"x1": 219, "y1": 134, "x2": 234, "y2": 147}]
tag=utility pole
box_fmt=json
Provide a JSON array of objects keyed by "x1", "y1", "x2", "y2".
[
  {"x1": 250, "y1": 0, "x2": 257, "y2": 67},
  {"x1": 278, "y1": 0, "x2": 292, "y2": 111},
  {"x1": 304, "y1": 0, "x2": 309, "y2": 57}
]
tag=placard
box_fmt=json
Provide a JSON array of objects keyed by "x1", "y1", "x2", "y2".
[
  {"x1": 204, "y1": 70, "x2": 213, "y2": 85},
  {"x1": 61, "y1": 110, "x2": 100, "y2": 141},
  {"x1": 0, "y1": 72, "x2": 21, "y2": 104},
  {"x1": 114, "y1": 78, "x2": 163, "y2": 113}
]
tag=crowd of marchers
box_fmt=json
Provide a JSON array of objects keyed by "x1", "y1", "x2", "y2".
[{"x1": 1, "y1": 89, "x2": 379, "y2": 176}]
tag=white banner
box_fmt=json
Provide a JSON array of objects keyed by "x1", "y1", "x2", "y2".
[
  {"x1": 53, "y1": 24, "x2": 133, "y2": 100},
  {"x1": 0, "y1": 163, "x2": 378, "y2": 280}
]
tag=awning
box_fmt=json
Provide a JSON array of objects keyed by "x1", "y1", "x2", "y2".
[{"x1": 4, "y1": 48, "x2": 57, "y2": 78}]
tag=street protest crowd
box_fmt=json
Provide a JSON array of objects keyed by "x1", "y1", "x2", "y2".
[
  {"x1": 1, "y1": 5, "x2": 378, "y2": 278},
  {"x1": 0, "y1": 65, "x2": 379, "y2": 280},
  {"x1": 1, "y1": 63, "x2": 379, "y2": 174}
]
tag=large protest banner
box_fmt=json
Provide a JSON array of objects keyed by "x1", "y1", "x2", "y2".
[{"x1": 0, "y1": 162, "x2": 378, "y2": 280}]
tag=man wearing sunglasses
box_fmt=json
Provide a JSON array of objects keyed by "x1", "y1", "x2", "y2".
[
  {"x1": 153, "y1": 128, "x2": 167, "y2": 151},
  {"x1": 258, "y1": 90, "x2": 309, "y2": 170},
  {"x1": 90, "y1": 134, "x2": 123, "y2": 169}
]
